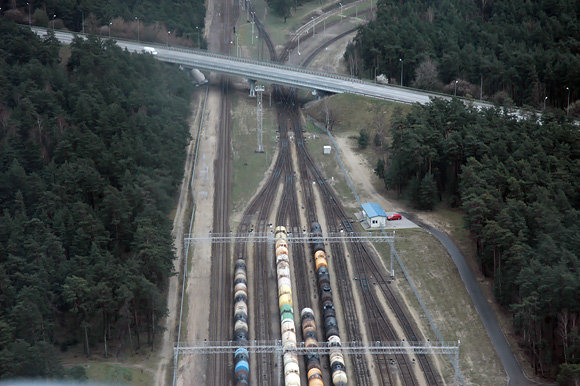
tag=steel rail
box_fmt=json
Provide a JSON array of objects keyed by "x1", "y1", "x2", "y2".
[{"x1": 176, "y1": 340, "x2": 460, "y2": 355}]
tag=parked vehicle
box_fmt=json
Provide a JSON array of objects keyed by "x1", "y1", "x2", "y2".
[
  {"x1": 388, "y1": 213, "x2": 402, "y2": 221},
  {"x1": 142, "y1": 46, "x2": 158, "y2": 55}
]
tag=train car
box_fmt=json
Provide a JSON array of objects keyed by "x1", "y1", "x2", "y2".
[
  {"x1": 310, "y1": 222, "x2": 325, "y2": 253},
  {"x1": 274, "y1": 225, "x2": 301, "y2": 385},
  {"x1": 310, "y1": 222, "x2": 348, "y2": 386},
  {"x1": 301, "y1": 308, "x2": 323, "y2": 385},
  {"x1": 275, "y1": 226, "x2": 287, "y2": 239},
  {"x1": 308, "y1": 368, "x2": 324, "y2": 386},
  {"x1": 276, "y1": 238, "x2": 289, "y2": 249},
  {"x1": 233, "y1": 256, "x2": 250, "y2": 383}
]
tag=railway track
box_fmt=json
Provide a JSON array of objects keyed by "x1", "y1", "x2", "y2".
[
  {"x1": 294, "y1": 117, "x2": 373, "y2": 385},
  {"x1": 301, "y1": 27, "x2": 359, "y2": 67},
  {"x1": 245, "y1": 0, "x2": 277, "y2": 62},
  {"x1": 357, "y1": 237, "x2": 440, "y2": 384},
  {"x1": 293, "y1": 121, "x2": 440, "y2": 384},
  {"x1": 275, "y1": 111, "x2": 312, "y2": 316},
  {"x1": 205, "y1": 0, "x2": 240, "y2": 381},
  {"x1": 273, "y1": 8, "x2": 440, "y2": 382},
  {"x1": 208, "y1": 78, "x2": 233, "y2": 385},
  {"x1": 278, "y1": 8, "x2": 372, "y2": 64},
  {"x1": 231, "y1": 110, "x2": 288, "y2": 384},
  {"x1": 218, "y1": 3, "x2": 440, "y2": 384},
  {"x1": 297, "y1": 123, "x2": 414, "y2": 384}
]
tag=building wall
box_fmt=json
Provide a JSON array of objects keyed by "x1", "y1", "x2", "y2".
[{"x1": 368, "y1": 216, "x2": 386, "y2": 228}]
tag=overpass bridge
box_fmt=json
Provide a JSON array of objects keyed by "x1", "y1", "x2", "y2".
[
  {"x1": 32, "y1": 26, "x2": 494, "y2": 108},
  {"x1": 31, "y1": 27, "x2": 446, "y2": 105}
]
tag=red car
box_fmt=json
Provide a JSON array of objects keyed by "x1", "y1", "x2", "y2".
[{"x1": 387, "y1": 213, "x2": 402, "y2": 221}]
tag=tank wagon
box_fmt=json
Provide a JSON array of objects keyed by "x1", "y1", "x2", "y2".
[
  {"x1": 275, "y1": 226, "x2": 301, "y2": 385},
  {"x1": 301, "y1": 308, "x2": 324, "y2": 386},
  {"x1": 233, "y1": 258, "x2": 250, "y2": 385},
  {"x1": 310, "y1": 222, "x2": 348, "y2": 385}
]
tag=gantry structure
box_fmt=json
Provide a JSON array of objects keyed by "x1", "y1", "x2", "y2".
[{"x1": 174, "y1": 340, "x2": 462, "y2": 385}]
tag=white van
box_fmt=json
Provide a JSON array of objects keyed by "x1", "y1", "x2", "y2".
[{"x1": 142, "y1": 46, "x2": 158, "y2": 55}]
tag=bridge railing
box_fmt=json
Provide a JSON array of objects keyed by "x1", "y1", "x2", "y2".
[
  {"x1": 29, "y1": 25, "x2": 366, "y2": 85},
  {"x1": 160, "y1": 44, "x2": 366, "y2": 84}
]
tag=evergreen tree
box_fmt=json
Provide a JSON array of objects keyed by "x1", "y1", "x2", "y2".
[
  {"x1": 381, "y1": 96, "x2": 580, "y2": 377},
  {"x1": 0, "y1": 20, "x2": 194, "y2": 377}
]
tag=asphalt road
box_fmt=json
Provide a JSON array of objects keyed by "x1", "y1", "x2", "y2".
[
  {"x1": 29, "y1": 26, "x2": 493, "y2": 107},
  {"x1": 402, "y1": 212, "x2": 535, "y2": 386}
]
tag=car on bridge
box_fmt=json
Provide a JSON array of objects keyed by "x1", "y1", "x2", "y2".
[{"x1": 142, "y1": 47, "x2": 158, "y2": 55}]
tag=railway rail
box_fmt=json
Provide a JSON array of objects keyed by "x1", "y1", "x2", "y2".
[
  {"x1": 293, "y1": 120, "x2": 440, "y2": 384},
  {"x1": 207, "y1": 78, "x2": 234, "y2": 385},
  {"x1": 203, "y1": 1, "x2": 443, "y2": 383}
]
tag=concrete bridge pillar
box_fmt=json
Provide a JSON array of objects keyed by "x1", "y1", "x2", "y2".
[{"x1": 249, "y1": 79, "x2": 256, "y2": 97}]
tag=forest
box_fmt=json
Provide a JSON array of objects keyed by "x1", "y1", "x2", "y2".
[
  {"x1": 347, "y1": 0, "x2": 580, "y2": 114},
  {"x1": 0, "y1": 0, "x2": 205, "y2": 46},
  {"x1": 0, "y1": 21, "x2": 194, "y2": 378},
  {"x1": 372, "y1": 99, "x2": 580, "y2": 380}
]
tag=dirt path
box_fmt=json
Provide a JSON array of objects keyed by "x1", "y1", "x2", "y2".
[
  {"x1": 174, "y1": 0, "x2": 229, "y2": 383},
  {"x1": 152, "y1": 0, "x2": 230, "y2": 382},
  {"x1": 153, "y1": 92, "x2": 204, "y2": 386},
  {"x1": 175, "y1": 85, "x2": 222, "y2": 386},
  {"x1": 333, "y1": 135, "x2": 401, "y2": 211}
]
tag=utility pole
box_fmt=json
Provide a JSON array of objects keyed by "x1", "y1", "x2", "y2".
[
  {"x1": 325, "y1": 99, "x2": 330, "y2": 130},
  {"x1": 251, "y1": 13, "x2": 255, "y2": 44},
  {"x1": 566, "y1": 86, "x2": 570, "y2": 116},
  {"x1": 236, "y1": 34, "x2": 239, "y2": 57},
  {"x1": 399, "y1": 58, "x2": 403, "y2": 86},
  {"x1": 255, "y1": 84, "x2": 265, "y2": 153}
]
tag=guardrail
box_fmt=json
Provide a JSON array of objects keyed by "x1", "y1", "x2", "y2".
[{"x1": 29, "y1": 25, "x2": 563, "y2": 123}]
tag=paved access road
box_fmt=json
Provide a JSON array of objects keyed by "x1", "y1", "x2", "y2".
[{"x1": 402, "y1": 212, "x2": 536, "y2": 386}]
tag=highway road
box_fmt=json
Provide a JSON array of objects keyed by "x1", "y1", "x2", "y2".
[{"x1": 30, "y1": 26, "x2": 494, "y2": 107}]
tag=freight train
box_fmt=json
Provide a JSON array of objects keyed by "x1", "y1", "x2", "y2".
[
  {"x1": 233, "y1": 258, "x2": 250, "y2": 385},
  {"x1": 301, "y1": 308, "x2": 324, "y2": 386},
  {"x1": 310, "y1": 222, "x2": 348, "y2": 385},
  {"x1": 275, "y1": 226, "x2": 301, "y2": 385}
]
